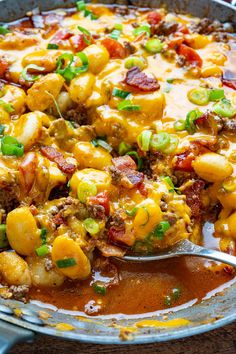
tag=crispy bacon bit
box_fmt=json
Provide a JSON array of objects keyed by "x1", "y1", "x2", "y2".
[
  {"x1": 110, "y1": 156, "x2": 144, "y2": 189},
  {"x1": 168, "y1": 36, "x2": 184, "y2": 49},
  {"x1": 174, "y1": 150, "x2": 196, "y2": 172},
  {"x1": 222, "y1": 78, "x2": 236, "y2": 91},
  {"x1": 0, "y1": 58, "x2": 8, "y2": 78},
  {"x1": 101, "y1": 38, "x2": 126, "y2": 59},
  {"x1": 224, "y1": 265, "x2": 235, "y2": 276},
  {"x1": 88, "y1": 191, "x2": 110, "y2": 216},
  {"x1": 178, "y1": 25, "x2": 190, "y2": 34},
  {"x1": 182, "y1": 179, "x2": 205, "y2": 220},
  {"x1": 147, "y1": 11, "x2": 162, "y2": 25},
  {"x1": 177, "y1": 44, "x2": 203, "y2": 67},
  {"x1": 19, "y1": 152, "x2": 37, "y2": 194},
  {"x1": 40, "y1": 146, "x2": 76, "y2": 174},
  {"x1": 124, "y1": 66, "x2": 160, "y2": 92},
  {"x1": 69, "y1": 34, "x2": 89, "y2": 52},
  {"x1": 138, "y1": 182, "x2": 148, "y2": 197},
  {"x1": 29, "y1": 204, "x2": 38, "y2": 216}
]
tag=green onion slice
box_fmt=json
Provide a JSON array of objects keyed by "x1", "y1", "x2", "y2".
[
  {"x1": 56, "y1": 258, "x2": 77, "y2": 268},
  {"x1": 209, "y1": 88, "x2": 225, "y2": 102},
  {"x1": 185, "y1": 109, "x2": 202, "y2": 134},
  {"x1": 35, "y1": 245, "x2": 49, "y2": 257},
  {"x1": 77, "y1": 181, "x2": 97, "y2": 203},
  {"x1": 124, "y1": 56, "x2": 146, "y2": 70},
  {"x1": 1, "y1": 135, "x2": 24, "y2": 157},
  {"x1": 56, "y1": 53, "x2": 74, "y2": 74},
  {"x1": 114, "y1": 23, "x2": 123, "y2": 31},
  {"x1": 212, "y1": 98, "x2": 236, "y2": 118},
  {"x1": 162, "y1": 176, "x2": 175, "y2": 192},
  {"x1": 0, "y1": 224, "x2": 8, "y2": 248},
  {"x1": 21, "y1": 64, "x2": 45, "y2": 82},
  {"x1": 145, "y1": 38, "x2": 163, "y2": 54},
  {"x1": 174, "y1": 120, "x2": 186, "y2": 131},
  {"x1": 162, "y1": 135, "x2": 179, "y2": 154},
  {"x1": 126, "y1": 207, "x2": 138, "y2": 217},
  {"x1": 187, "y1": 87, "x2": 209, "y2": 106},
  {"x1": 0, "y1": 26, "x2": 10, "y2": 35},
  {"x1": 0, "y1": 100, "x2": 14, "y2": 113},
  {"x1": 153, "y1": 220, "x2": 170, "y2": 240},
  {"x1": 117, "y1": 99, "x2": 140, "y2": 111},
  {"x1": 0, "y1": 125, "x2": 5, "y2": 135},
  {"x1": 137, "y1": 130, "x2": 152, "y2": 152},
  {"x1": 126, "y1": 151, "x2": 143, "y2": 170},
  {"x1": 118, "y1": 141, "x2": 132, "y2": 155},
  {"x1": 110, "y1": 29, "x2": 121, "y2": 40},
  {"x1": 150, "y1": 132, "x2": 170, "y2": 151},
  {"x1": 83, "y1": 218, "x2": 100, "y2": 235},
  {"x1": 93, "y1": 282, "x2": 106, "y2": 295},
  {"x1": 40, "y1": 227, "x2": 47, "y2": 245},
  {"x1": 47, "y1": 43, "x2": 59, "y2": 49},
  {"x1": 133, "y1": 25, "x2": 151, "y2": 37},
  {"x1": 76, "y1": 0, "x2": 86, "y2": 11},
  {"x1": 112, "y1": 88, "x2": 130, "y2": 99},
  {"x1": 77, "y1": 25, "x2": 92, "y2": 45},
  {"x1": 96, "y1": 139, "x2": 112, "y2": 152}
]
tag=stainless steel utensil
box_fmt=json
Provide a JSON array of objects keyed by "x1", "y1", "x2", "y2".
[{"x1": 122, "y1": 239, "x2": 236, "y2": 266}]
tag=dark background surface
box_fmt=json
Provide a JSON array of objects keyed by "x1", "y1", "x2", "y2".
[{"x1": 9, "y1": 322, "x2": 236, "y2": 354}]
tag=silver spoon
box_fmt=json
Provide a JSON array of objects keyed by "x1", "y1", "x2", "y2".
[{"x1": 121, "y1": 239, "x2": 236, "y2": 267}]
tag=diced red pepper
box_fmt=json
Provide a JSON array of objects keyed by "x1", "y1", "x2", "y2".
[
  {"x1": 101, "y1": 38, "x2": 126, "y2": 59},
  {"x1": 178, "y1": 25, "x2": 190, "y2": 34},
  {"x1": 168, "y1": 36, "x2": 184, "y2": 49},
  {"x1": 147, "y1": 11, "x2": 162, "y2": 25},
  {"x1": 51, "y1": 29, "x2": 73, "y2": 44},
  {"x1": 177, "y1": 44, "x2": 203, "y2": 67},
  {"x1": 89, "y1": 191, "x2": 110, "y2": 216}
]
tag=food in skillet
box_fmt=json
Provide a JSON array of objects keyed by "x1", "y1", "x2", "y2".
[{"x1": 0, "y1": 2, "x2": 235, "y2": 307}]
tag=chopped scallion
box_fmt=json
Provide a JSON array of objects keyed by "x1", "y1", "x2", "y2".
[
  {"x1": 145, "y1": 38, "x2": 163, "y2": 54},
  {"x1": 187, "y1": 87, "x2": 209, "y2": 106},
  {"x1": 35, "y1": 244, "x2": 49, "y2": 257},
  {"x1": 96, "y1": 139, "x2": 112, "y2": 152},
  {"x1": 83, "y1": 218, "x2": 100, "y2": 235},
  {"x1": 133, "y1": 25, "x2": 151, "y2": 37},
  {"x1": 110, "y1": 29, "x2": 121, "y2": 40},
  {"x1": 124, "y1": 56, "x2": 146, "y2": 70},
  {"x1": 118, "y1": 141, "x2": 132, "y2": 155},
  {"x1": 150, "y1": 132, "x2": 170, "y2": 151},
  {"x1": 174, "y1": 120, "x2": 186, "y2": 131},
  {"x1": 209, "y1": 88, "x2": 225, "y2": 102},
  {"x1": 21, "y1": 64, "x2": 44, "y2": 82},
  {"x1": 162, "y1": 135, "x2": 179, "y2": 154},
  {"x1": 77, "y1": 25, "x2": 92, "y2": 45},
  {"x1": 93, "y1": 282, "x2": 106, "y2": 295},
  {"x1": 77, "y1": 181, "x2": 97, "y2": 203},
  {"x1": 0, "y1": 224, "x2": 8, "y2": 248},
  {"x1": 40, "y1": 227, "x2": 47, "y2": 245},
  {"x1": 117, "y1": 99, "x2": 140, "y2": 111},
  {"x1": 212, "y1": 98, "x2": 236, "y2": 118},
  {"x1": 1, "y1": 135, "x2": 24, "y2": 157},
  {"x1": 126, "y1": 151, "x2": 143, "y2": 170},
  {"x1": 0, "y1": 26, "x2": 10, "y2": 35},
  {"x1": 76, "y1": 0, "x2": 86, "y2": 11},
  {"x1": 0, "y1": 100, "x2": 14, "y2": 113},
  {"x1": 153, "y1": 220, "x2": 170, "y2": 240},
  {"x1": 47, "y1": 43, "x2": 59, "y2": 49},
  {"x1": 0, "y1": 125, "x2": 5, "y2": 135},
  {"x1": 137, "y1": 130, "x2": 152, "y2": 152},
  {"x1": 185, "y1": 109, "x2": 202, "y2": 134},
  {"x1": 112, "y1": 88, "x2": 130, "y2": 99},
  {"x1": 56, "y1": 258, "x2": 77, "y2": 268}
]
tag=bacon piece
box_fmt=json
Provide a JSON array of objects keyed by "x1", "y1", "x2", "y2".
[
  {"x1": 88, "y1": 191, "x2": 110, "y2": 216},
  {"x1": 44, "y1": 13, "x2": 64, "y2": 26},
  {"x1": 96, "y1": 240, "x2": 125, "y2": 258},
  {"x1": 138, "y1": 182, "x2": 148, "y2": 197},
  {"x1": 19, "y1": 152, "x2": 37, "y2": 194},
  {"x1": 177, "y1": 44, "x2": 203, "y2": 67},
  {"x1": 182, "y1": 179, "x2": 205, "y2": 220},
  {"x1": 52, "y1": 213, "x2": 66, "y2": 226},
  {"x1": 222, "y1": 78, "x2": 236, "y2": 90},
  {"x1": 124, "y1": 66, "x2": 160, "y2": 92},
  {"x1": 174, "y1": 150, "x2": 196, "y2": 172},
  {"x1": 40, "y1": 146, "x2": 76, "y2": 174},
  {"x1": 147, "y1": 11, "x2": 162, "y2": 25},
  {"x1": 168, "y1": 36, "x2": 184, "y2": 49},
  {"x1": 110, "y1": 156, "x2": 144, "y2": 189},
  {"x1": 69, "y1": 34, "x2": 89, "y2": 52},
  {"x1": 178, "y1": 25, "x2": 190, "y2": 34},
  {"x1": 101, "y1": 38, "x2": 126, "y2": 59},
  {"x1": 0, "y1": 58, "x2": 8, "y2": 78}
]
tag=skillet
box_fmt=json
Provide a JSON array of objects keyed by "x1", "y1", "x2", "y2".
[{"x1": 0, "y1": 1, "x2": 235, "y2": 352}]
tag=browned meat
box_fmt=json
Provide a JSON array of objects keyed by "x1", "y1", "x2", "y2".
[
  {"x1": 222, "y1": 118, "x2": 236, "y2": 134},
  {"x1": 8, "y1": 285, "x2": 29, "y2": 303},
  {"x1": 154, "y1": 21, "x2": 179, "y2": 36},
  {"x1": 64, "y1": 104, "x2": 89, "y2": 126},
  {"x1": 110, "y1": 156, "x2": 144, "y2": 189},
  {"x1": 124, "y1": 66, "x2": 160, "y2": 92},
  {"x1": 182, "y1": 179, "x2": 205, "y2": 220}
]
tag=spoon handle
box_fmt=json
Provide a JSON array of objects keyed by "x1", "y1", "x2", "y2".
[{"x1": 122, "y1": 239, "x2": 236, "y2": 266}]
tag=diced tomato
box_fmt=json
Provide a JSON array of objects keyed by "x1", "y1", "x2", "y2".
[
  {"x1": 177, "y1": 44, "x2": 203, "y2": 67},
  {"x1": 101, "y1": 38, "x2": 126, "y2": 59},
  {"x1": 222, "y1": 78, "x2": 236, "y2": 90},
  {"x1": 89, "y1": 191, "x2": 110, "y2": 216},
  {"x1": 174, "y1": 150, "x2": 195, "y2": 172},
  {"x1": 168, "y1": 36, "x2": 184, "y2": 49},
  {"x1": 178, "y1": 25, "x2": 190, "y2": 34},
  {"x1": 51, "y1": 29, "x2": 73, "y2": 44},
  {"x1": 69, "y1": 34, "x2": 88, "y2": 52},
  {"x1": 147, "y1": 11, "x2": 162, "y2": 25},
  {"x1": 138, "y1": 182, "x2": 148, "y2": 197},
  {"x1": 0, "y1": 58, "x2": 8, "y2": 78}
]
